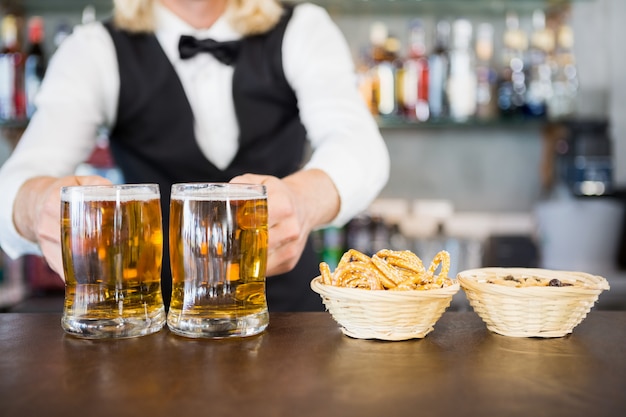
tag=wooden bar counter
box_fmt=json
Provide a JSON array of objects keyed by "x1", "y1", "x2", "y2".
[{"x1": 1, "y1": 311, "x2": 625, "y2": 417}]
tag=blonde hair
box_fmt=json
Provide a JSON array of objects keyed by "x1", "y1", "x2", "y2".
[{"x1": 113, "y1": 0, "x2": 284, "y2": 35}]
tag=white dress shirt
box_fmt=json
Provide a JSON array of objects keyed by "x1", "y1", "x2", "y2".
[{"x1": 0, "y1": 2, "x2": 389, "y2": 258}]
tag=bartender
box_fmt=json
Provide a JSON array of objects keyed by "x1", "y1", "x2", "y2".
[{"x1": 0, "y1": 0, "x2": 389, "y2": 311}]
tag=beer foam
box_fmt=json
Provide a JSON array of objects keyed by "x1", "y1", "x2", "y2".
[
  {"x1": 61, "y1": 185, "x2": 160, "y2": 202},
  {"x1": 172, "y1": 191, "x2": 265, "y2": 201},
  {"x1": 171, "y1": 186, "x2": 265, "y2": 201}
]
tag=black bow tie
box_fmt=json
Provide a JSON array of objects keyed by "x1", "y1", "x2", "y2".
[{"x1": 178, "y1": 35, "x2": 241, "y2": 66}]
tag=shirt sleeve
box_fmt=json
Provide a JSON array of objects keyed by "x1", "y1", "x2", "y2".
[
  {"x1": 282, "y1": 4, "x2": 390, "y2": 227},
  {"x1": 0, "y1": 22, "x2": 118, "y2": 258}
]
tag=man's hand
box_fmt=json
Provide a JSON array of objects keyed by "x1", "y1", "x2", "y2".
[
  {"x1": 13, "y1": 175, "x2": 112, "y2": 279},
  {"x1": 230, "y1": 170, "x2": 340, "y2": 277}
]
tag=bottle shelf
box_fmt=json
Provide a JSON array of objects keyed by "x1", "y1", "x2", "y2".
[
  {"x1": 1, "y1": 0, "x2": 111, "y2": 14},
  {"x1": 1, "y1": 0, "x2": 583, "y2": 133},
  {"x1": 1, "y1": 116, "x2": 551, "y2": 131},
  {"x1": 376, "y1": 115, "x2": 549, "y2": 130},
  {"x1": 300, "y1": 0, "x2": 586, "y2": 17}
]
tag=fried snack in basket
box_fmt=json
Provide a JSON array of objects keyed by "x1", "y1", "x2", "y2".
[{"x1": 319, "y1": 249, "x2": 453, "y2": 291}]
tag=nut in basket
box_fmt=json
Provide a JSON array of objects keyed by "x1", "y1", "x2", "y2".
[
  {"x1": 310, "y1": 249, "x2": 460, "y2": 341},
  {"x1": 457, "y1": 267, "x2": 610, "y2": 338}
]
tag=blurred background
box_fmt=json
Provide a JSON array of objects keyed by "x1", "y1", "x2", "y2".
[{"x1": 1, "y1": 0, "x2": 624, "y2": 312}]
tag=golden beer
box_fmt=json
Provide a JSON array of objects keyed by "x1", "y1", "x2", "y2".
[
  {"x1": 60, "y1": 184, "x2": 165, "y2": 338},
  {"x1": 167, "y1": 183, "x2": 269, "y2": 338}
]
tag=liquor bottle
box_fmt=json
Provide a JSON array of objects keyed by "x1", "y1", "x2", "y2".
[
  {"x1": 355, "y1": 46, "x2": 377, "y2": 116},
  {"x1": 370, "y1": 22, "x2": 401, "y2": 118},
  {"x1": 524, "y1": 9, "x2": 555, "y2": 118},
  {"x1": 447, "y1": 19, "x2": 477, "y2": 122},
  {"x1": 548, "y1": 22, "x2": 578, "y2": 119},
  {"x1": 24, "y1": 16, "x2": 46, "y2": 118},
  {"x1": 497, "y1": 12, "x2": 528, "y2": 118},
  {"x1": 474, "y1": 23, "x2": 498, "y2": 120},
  {"x1": 428, "y1": 20, "x2": 450, "y2": 120},
  {"x1": 400, "y1": 19, "x2": 429, "y2": 121},
  {"x1": 0, "y1": 14, "x2": 26, "y2": 121}
]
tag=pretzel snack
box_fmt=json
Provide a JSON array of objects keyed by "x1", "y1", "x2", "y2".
[{"x1": 319, "y1": 249, "x2": 453, "y2": 291}]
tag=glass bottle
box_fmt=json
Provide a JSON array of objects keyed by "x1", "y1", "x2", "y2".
[
  {"x1": 401, "y1": 19, "x2": 429, "y2": 121},
  {"x1": 370, "y1": 22, "x2": 401, "y2": 118},
  {"x1": 548, "y1": 22, "x2": 578, "y2": 119},
  {"x1": 24, "y1": 16, "x2": 46, "y2": 118},
  {"x1": 0, "y1": 14, "x2": 26, "y2": 121},
  {"x1": 355, "y1": 46, "x2": 377, "y2": 115},
  {"x1": 474, "y1": 23, "x2": 498, "y2": 120},
  {"x1": 447, "y1": 19, "x2": 477, "y2": 122},
  {"x1": 321, "y1": 226, "x2": 346, "y2": 270},
  {"x1": 524, "y1": 9, "x2": 555, "y2": 118},
  {"x1": 428, "y1": 20, "x2": 450, "y2": 120},
  {"x1": 497, "y1": 12, "x2": 528, "y2": 118}
]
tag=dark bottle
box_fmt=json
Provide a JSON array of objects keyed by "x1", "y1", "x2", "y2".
[
  {"x1": 24, "y1": 16, "x2": 47, "y2": 118},
  {"x1": 428, "y1": 20, "x2": 450, "y2": 120}
]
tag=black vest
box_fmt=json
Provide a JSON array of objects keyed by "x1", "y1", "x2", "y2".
[{"x1": 103, "y1": 5, "x2": 323, "y2": 311}]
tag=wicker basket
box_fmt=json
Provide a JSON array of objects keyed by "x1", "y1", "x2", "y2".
[
  {"x1": 457, "y1": 268, "x2": 610, "y2": 338},
  {"x1": 310, "y1": 276, "x2": 460, "y2": 341}
]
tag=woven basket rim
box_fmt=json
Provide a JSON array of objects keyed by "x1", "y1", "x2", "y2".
[
  {"x1": 457, "y1": 267, "x2": 610, "y2": 297},
  {"x1": 310, "y1": 276, "x2": 460, "y2": 301}
]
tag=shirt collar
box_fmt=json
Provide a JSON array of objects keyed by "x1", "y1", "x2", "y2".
[{"x1": 154, "y1": 2, "x2": 242, "y2": 63}]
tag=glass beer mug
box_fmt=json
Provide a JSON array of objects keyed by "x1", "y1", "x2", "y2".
[
  {"x1": 167, "y1": 183, "x2": 269, "y2": 338},
  {"x1": 60, "y1": 184, "x2": 166, "y2": 338}
]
